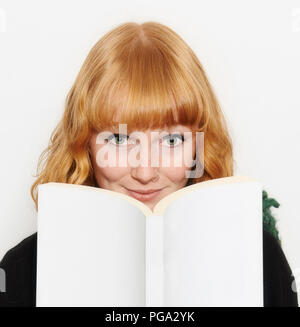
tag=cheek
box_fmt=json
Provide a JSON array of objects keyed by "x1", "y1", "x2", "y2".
[
  {"x1": 160, "y1": 166, "x2": 188, "y2": 183},
  {"x1": 158, "y1": 140, "x2": 196, "y2": 184},
  {"x1": 94, "y1": 166, "x2": 130, "y2": 183},
  {"x1": 162, "y1": 146, "x2": 195, "y2": 183},
  {"x1": 90, "y1": 143, "x2": 131, "y2": 183}
]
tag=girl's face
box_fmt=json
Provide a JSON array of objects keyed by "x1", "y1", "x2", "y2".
[{"x1": 88, "y1": 124, "x2": 197, "y2": 212}]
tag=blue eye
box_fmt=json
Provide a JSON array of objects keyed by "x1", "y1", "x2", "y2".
[
  {"x1": 105, "y1": 133, "x2": 185, "y2": 147},
  {"x1": 162, "y1": 134, "x2": 185, "y2": 147},
  {"x1": 106, "y1": 133, "x2": 129, "y2": 146}
]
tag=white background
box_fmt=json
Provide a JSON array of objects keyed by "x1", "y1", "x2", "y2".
[{"x1": 0, "y1": 0, "x2": 299, "y2": 299}]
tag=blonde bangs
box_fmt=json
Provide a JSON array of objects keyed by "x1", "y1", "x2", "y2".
[{"x1": 87, "y1": 39, "x2": 205, "y2": 133}]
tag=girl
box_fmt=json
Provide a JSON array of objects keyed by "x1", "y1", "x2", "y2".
[{"x1": 0, "y1": 21, "x2": 298, "y2": 307}]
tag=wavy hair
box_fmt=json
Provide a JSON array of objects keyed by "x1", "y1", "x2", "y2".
[{"x1": 30, "y1": 21, "x2": 234, "y2": 211}]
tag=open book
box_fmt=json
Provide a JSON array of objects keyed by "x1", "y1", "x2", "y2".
[{"x1": 36, "y1": 175, "x2": 263, "y2": 307}]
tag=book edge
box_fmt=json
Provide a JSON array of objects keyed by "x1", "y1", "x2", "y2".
[{"x1": 153, "y1": 175, "x2": 259, "y2": 215}]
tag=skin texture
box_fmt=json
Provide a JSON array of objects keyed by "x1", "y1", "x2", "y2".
[{"x1": 88, "y1": 124, "x2": 197, "y2": 212}]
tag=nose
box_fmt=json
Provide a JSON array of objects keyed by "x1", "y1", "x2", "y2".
[
  {"x1": 131, "y1": 165, "x2": 159, "y2": 184},
  {"x1": 130, "y1": 140, "x2": 159, "y2": 184}
]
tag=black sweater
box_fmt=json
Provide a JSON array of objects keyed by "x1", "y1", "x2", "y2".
[{"x1": 0, "y1": 229, "x2": 298, "y2": 307}]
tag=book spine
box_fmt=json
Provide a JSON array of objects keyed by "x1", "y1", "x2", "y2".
[{"x1": 145, "y1": 215, "x2": 164, "y2": 307}]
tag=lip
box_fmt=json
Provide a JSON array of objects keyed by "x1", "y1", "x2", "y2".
[{"x1": 124, "y1": 187, "x2": 163, "y2": 202}]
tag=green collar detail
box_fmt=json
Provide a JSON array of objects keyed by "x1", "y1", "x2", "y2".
[{"x1": 263, "y1": 190, "x2": 281, "y2": 246}]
